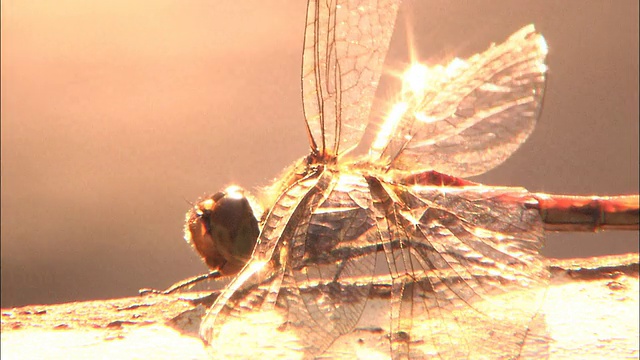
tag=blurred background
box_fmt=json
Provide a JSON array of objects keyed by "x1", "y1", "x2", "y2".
[{"x1": 1, "y1": 0, "x2": 638, "y2": 308}]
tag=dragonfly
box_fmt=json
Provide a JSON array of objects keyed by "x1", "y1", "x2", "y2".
[{"x1": 167, "y1": 1, "x2": 639, "y2": 358}]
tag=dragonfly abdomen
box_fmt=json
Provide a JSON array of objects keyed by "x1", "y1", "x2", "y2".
[{"x1": 531, "y1": 193, "x2": 639, "y2": 232}]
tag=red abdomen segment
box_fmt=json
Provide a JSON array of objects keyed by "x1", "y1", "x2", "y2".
[
  {"x1": 531, "y1": 194, "x2": 639, "y2": 232},
  {"x1": 402, "y1": 170, "x2": 638, "y2": 232}
]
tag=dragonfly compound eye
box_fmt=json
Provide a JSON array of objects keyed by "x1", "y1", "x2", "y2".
[{"x1": 184, "y1": 186, "x2": 261, "y2": 276}]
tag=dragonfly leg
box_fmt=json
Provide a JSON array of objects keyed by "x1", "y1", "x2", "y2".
[{"x1": 139, "y1": 270, "x2": 222, "y2": 295}]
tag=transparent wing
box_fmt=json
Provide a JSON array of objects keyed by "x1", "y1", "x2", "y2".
[
  {"x1": 302, "y1": 0, "x2": 401, "y2": 158},
  {"x1": 370, "y1": 25, "x2": 548, "y2": 177},
  {"x1": 200, "y1": 171, "x2": 384, "y2": 358},
  {"x1": 200, "y1": 170, "x2": 549, "y2": 358},
  {"x1": 369, "y1": 180, "x2": 549, "y2": 358}
]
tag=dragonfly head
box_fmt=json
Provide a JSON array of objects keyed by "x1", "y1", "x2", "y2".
[{"x1": 184, "y1": 185, "x2": 262, "y2": 275}]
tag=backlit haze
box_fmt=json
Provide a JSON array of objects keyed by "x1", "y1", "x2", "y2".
[{"x1": 2, "y1": 0, "x2": 638, "y2": 307}]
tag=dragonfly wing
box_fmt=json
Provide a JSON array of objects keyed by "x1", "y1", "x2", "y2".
[
  {"x1": 371, "y1": 25, "x2": 547, "y2": 177},
  {"x1": 199, "y1": 170, "x2": 327, "y2": 358},
  {"x1": 302, "y1": 0, "x2": 401, "y2": 158},
  {"x1": 202, "y1": 170, "x2": 548, "y2": 359},
  {"x1": 200, "y1": 170, "x2": 383, "y2": 358},
  {"x1": 369, "y1": 179, "x2": 549, "y2": 358}
]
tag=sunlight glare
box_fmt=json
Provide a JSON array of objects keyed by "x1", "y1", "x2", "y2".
[
  {"x1": 371, "y1": 102, "x2": 408, "y2": 156},
  {"x1": 403, "y1": 63, "x2": 429, "y2": 96}
]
